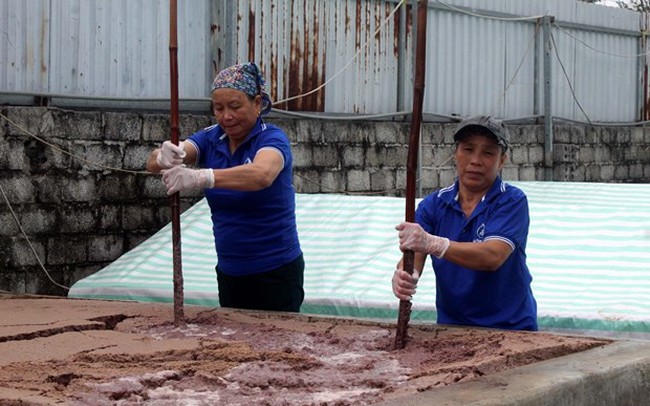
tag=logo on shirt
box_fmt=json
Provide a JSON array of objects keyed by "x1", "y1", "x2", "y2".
[
  {"x1": 474, "y1": 223, "x2": 486, "y2": 242},
  {"x1": 244, "y1": 157, "x2": 252, "y2": 164}
]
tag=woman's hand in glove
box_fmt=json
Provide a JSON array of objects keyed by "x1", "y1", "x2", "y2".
[
  {"x1": 161, "y1": 166, "x2": 214, "y2": 195},
  {"x1": 395, "y1": 222, "x2": 450, "y2": 258},
  {"x1": 392, "y1": 268, "x2": 420, "y2": 301},
  {"x1": 156, "y1": 141, "x2": 187, "y2": 168}
]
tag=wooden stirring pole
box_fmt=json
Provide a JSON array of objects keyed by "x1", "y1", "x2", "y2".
[
  {"x1": 393, "y1": 0, "x2": 428, "y2": 350},
  {"x1": 169, "y1": 0, "x2": 185, "y2": 326}
]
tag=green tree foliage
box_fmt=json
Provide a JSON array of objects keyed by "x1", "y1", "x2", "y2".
[
  {"x1": 615, "y1": 0, "x2": 649, "y2": 11},
  {"x1": 580, "y1": 0, "x2": 645, "y2": 11}
]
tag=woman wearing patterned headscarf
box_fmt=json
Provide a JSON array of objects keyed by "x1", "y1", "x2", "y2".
[{"x1": 146, "y1": 62, "x2": 304, "y2": 312}]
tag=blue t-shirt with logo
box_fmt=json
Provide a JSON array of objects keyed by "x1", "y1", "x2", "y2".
[
  {"x1": 416, "y1": 177, "x2": 538, "y2": 331},
  {"x1": 186, "y1": 118, "x2": 302, "y2": 276}
]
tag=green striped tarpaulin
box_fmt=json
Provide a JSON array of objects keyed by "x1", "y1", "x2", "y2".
[{"x1": 69, "y1": 182, "x2": 650, "y2": 335}]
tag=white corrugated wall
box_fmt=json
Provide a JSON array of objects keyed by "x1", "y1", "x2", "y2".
[
  {"x1": 0, "y1": 1, "x2": 50, "y2": 93},
  {"x1": 0, "y1": 0, "x2": 645, "y2": 122},
  {"x1": 216, "y1": 0, "x2": 404, "y2": 113},
  {"x1": 1, "y1": 0, "x2": 212, "y2": 99},
  {"x1": 423, "y1": 0, "x2": 640, "y2": 121}
]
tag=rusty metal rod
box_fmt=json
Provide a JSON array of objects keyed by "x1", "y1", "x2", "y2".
[
  {"x1": 393, "y1": 0, "x2": 428, "y2": 350},
  {"x1": 169, "y1": 0, "x2": 184, "y2": 326}
]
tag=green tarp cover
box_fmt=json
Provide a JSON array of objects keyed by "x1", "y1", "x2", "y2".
[{"x1": 69, "y1": 182, "x2": 650, "y2": 335}]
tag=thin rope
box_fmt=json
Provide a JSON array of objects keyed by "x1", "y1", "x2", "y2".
[
  {"x1": 274, "y1": 0, "x2": 407, "y2": 106},
  {"x1": 0, "y1": 182, "x2": 70, "y2": 291},
  {"x1": 0, "y1": 110, "x2": 151, "y2": 293},
  {"x1": 0, "y1": 111, "x2": 152, "y2": 175},
  {"x1": 554, "y1": 22, "x2": 647, "y2": 59}
]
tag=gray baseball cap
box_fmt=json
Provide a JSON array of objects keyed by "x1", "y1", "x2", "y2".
[{"x1": 453, "y1": 115, "x2": 509, "y2": 150}]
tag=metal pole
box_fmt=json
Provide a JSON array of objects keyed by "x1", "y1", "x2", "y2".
[
  {"x1": 393, "y1": 0, "x2": 428, "y2": 350},
  {"x1": 638, "y1": 13, "x2": 649, "y2": 121},
  {"x1": 542, "y1": 15, "x2": 554, "y2": 181},
  {"x1": 533, "y1": 19, "x2": 540, "y2": 118},
  {"x1": 413, "y1": 0, "x2": 422, "y2": 199},
  {"x1": 169, "y1": 0, "x2": 185, "y2": 326},
  {"x1": 397, "y1": 3, "x2": 407, "y2": 112}
]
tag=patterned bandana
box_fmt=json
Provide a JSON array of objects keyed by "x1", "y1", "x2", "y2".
[{"x1": 211, "y1": 62, "x2": 272, "y2": 115}]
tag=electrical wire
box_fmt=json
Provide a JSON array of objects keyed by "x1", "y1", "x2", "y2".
[
  {"x1": 552, "y1": 116, "x2": 650, "y2": 126},
  {"x1": 488, "y1": 23, "x2": 540, "y2": 117},
  {"x1": 550, "y1": 31, "x2": 593, "y2": 126},
  {"x1": 271, "y1": 109, "x2": 411, "y2": 121},
  {"x1": 554, "y1": 22, "x2": 647, "y2": 59},
  {"x1": 435, "y1": 0, "x2": 547, "y2": 21}
]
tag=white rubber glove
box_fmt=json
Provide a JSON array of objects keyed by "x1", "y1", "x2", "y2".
[
  {"x1": 395, "y1": 222, "x2": 450, "y2": 259},
  {"x1": 161, "y1": 166, "x2": 214, "y2": 195},
  {"x1": 156, "y1": 141, "x2": 187, "y2": 168},
  {"x1": 392, "y1": 268, "x2": 420, "y2": 301}
]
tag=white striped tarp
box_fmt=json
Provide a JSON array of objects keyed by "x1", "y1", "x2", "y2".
[{"x1": 69, "y1": 181, "x2": 650, "y2": 334}]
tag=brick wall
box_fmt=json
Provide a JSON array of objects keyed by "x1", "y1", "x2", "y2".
[{"x1": 1, "y1": 107, "x2": 649, "y2": 295}]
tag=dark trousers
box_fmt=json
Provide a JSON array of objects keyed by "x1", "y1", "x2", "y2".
[{"x1": 216, "y1": 254, "x2": 304, "y2": 312}]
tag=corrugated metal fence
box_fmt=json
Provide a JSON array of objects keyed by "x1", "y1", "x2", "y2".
[{"x1": 0, "y1": 0, "x2": 646, "y2": 122}]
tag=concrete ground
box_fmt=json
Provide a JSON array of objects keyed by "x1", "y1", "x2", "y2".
[
  {"x1": 1, "y1": 294, "x2": 649, "y2": 405},
  {"x1": 376, "y1": 339, "x2": 650, "y2": 406}
]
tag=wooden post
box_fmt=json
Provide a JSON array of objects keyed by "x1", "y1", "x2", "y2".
[
  {"x1": 393, "y1": 0, "x2": 428, "y2": 350},
  {"x1": 169, "y1": 0, "x2": 185, "y2": 326}
]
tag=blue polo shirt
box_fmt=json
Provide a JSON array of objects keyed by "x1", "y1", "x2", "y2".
[
  {"x1": 186, "y1": 118, "x2": 302, "y2": 276},
  {"x1": 416, "y1": 177, "x2": 538, "y2": 331}
]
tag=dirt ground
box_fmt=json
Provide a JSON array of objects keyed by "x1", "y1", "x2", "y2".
[{"x1": 0, "y1": 295, "x2": 611, "y2": 405}]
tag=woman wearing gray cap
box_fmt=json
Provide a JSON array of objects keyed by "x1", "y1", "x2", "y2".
[{"x1": 392, "y1": 115, "x2": 538, "y2": 331}]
